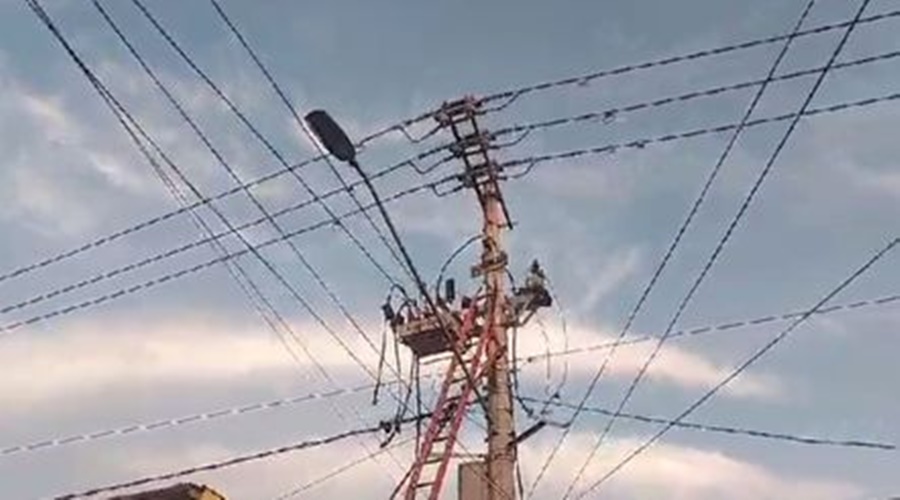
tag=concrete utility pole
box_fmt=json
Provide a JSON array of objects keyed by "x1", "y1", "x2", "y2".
[
  {"x1": 481, "y1": 141, "x2": 515, "y2": 500},
  {"x1": 437, "y1": 97, "x2": 516, "y2": 500}
]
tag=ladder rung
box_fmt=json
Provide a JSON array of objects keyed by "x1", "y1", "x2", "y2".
[{"x1": 415, "y1": 481, "x2": 436, "y2": 489}]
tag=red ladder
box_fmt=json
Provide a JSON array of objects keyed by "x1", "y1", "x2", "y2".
[{"x1": 400, "y1": 302, "x2": 490, "y2": 499}]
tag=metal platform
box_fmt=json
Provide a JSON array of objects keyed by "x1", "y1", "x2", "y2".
[{"x1": 395, "y1": 309, "x2": 465, "y2": 358}]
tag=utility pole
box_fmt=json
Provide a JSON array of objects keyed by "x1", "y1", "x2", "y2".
[
  {"x1": 437, "y1": 97, "x2": 516, "y2": 500},
  {"x1": 305, "y1": 102, "x2": 551, "y2": 500}
]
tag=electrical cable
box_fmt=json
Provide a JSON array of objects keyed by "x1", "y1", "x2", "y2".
[
  {"x1": 499, "y1": 90, "x2": 900, "y2": 177},
  {"x1": 90, "y1": 8, "x2": 416, "y2": 469},
  {"x1": 30, "y1": 0, "x2": 410, "y2": 477},
  {"x1": 4, "y1": 86, "x2": 894, "y2": 322},
  {"x1": 522, "y1": 397, "x2": 895, "y2": 451},
  {"x1": 477, "y1": 7, "x2": 900, "y2": 109},
  {"x1": 95, "y1": 8, "x2": 493, "y2": 470},
  {"x1": 0, "y1": 148, "x2": 450, "y2": 319},
  {"x1": 4, "y1": 289, "x2": 894, "y2": 458},
  {"x1": 574, "y1": 234, "x2": 899, "y2": 499},
  {"x1": 127, "y1": 0, "x2": 404, "y2": 291},
  {"x1": 433, "y1": 234, "x2": 482, "y2": 298},
  {"x1": 529, "y1": 1, "x2": 821, "y2": 494},
  {"x1": 0, "y1": 75, "x2": 459, "y2": 294},
  {"x1": 114, "y1": 0, "x2": 406, "y2": 375},
  {"x1": 206, "y1": 0, "x2": 416, "y2": 288},
  {"x1": 274, "y1": 437, "x2": 416, "y2": 500},
  {"x1": 490, "y1": 49, "x2": 900, "y2": 144},
  {"x1": 2, "y1": 30, "x2": 898, "y2": 290},
  {"x1": 51, "y1": 412, "x2": 433, "y2": 500},
  {"x1": 564, "y1": 3, "x2": 871, "y2": 496},
  {"x1": 0, "y1": 178, "x2": 456, "y2": 337}
]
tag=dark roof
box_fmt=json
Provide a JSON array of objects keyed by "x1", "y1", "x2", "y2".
[{"x1": 110, "y1": 483, "x2": 225, "y2": 500}]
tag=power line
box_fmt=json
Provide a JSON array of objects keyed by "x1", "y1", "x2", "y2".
[
  {"x1": 3, "y1": 15, "x2": 899, "y2": 290},
  {"x1": 477, "y1": 7, "x2": 900, "y2": 109},
  {"x1": 113, "y1": 0, "x2": 409, "y2": 385},
  {"x1": 533, "y1": 1, "x2": 819, "y2": 495},
  {"x1": 567, "y1": 2, "x2": 874, "y2": 495},
  {"x1": 0, "y1": 177, "x2": 455, "y2": 337},
  {"x1": 5, "y1": 46, "x2": 894, "y2": 298},
  {"x1": 281, "y1": 395, "x2": 898, "y2": 499},
  {"x1": 522, "y1": 397, "x2": 896, "y2": 451},
  {"x1": 51, "y1": 412, "x2": 431, "y2": 500},
  {"x1": 492, "y1": 49, "x2": 900, "y2": 143},
  {"x1": 574, "y1": 234, "x2": 900, "y2": 499},
  {"x1": 0, "y1": 136, "x2": 451, "y2": 292},
  {"x1": 29, "y1": 0, "x2": 409, "y2": 479},
  {"x1": 127, "y1": 0, "x2": 403, "y2": 292},
  {"x1": 6, "y1": 290, "x2": 896, "y2": 458},
  {"x1": 206, "y1": 0, "x2": 416, "y2": 288},
  {"x1": 90, "y1": 0, "x2": 410, "y2": 428},
  {"x1": 26, "y1": 2, "x2": 456, "y2": 473},
  {"x1": 0, "y1": 147, "x2": 450, "y2": 319},
  {"x1": 507, "y1": 92, "x2": 900, "y2": 490},
  {"x1": 5, "y1": 86, "x2": 893, "y2": 322},
  {"x1": 274, "y1": 437, "x2": 415, "y2": 500},
  {"x1": 524, "y1": 293, "x2": 900, "y2": 364},
  {"x1": 0, "y1": 83, "x2": 451, "y2": 293},
  {"x1": 499, "y1": 90, "x2": 900, "y2": 175}
]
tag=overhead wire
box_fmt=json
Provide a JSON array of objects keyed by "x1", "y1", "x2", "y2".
[
  {"x1": 0, "y1": 147, "x2": 454, "y2": 319},
  {"x1": 498, "y1": 91, "x2": 900, "y2": 175},
  {"x1": 0, "y1": 129, "x2": 452, "y2": 292},
  {"x1": 3, "y1": 45, "x2": 895, "y2": 295},
  {"x1": 87, "y1": 0, "x2": 387, "y2": 397},
  {"x1": 206, "y1": 0, "x2": 416, "y2": 288},
  {"x1": 521, "y1": 397, "x2": 895, "y2": 451},
  {"x1": 6, "y1": 290, "x2": 897, "y2": 459},
  {"x1": 564, "y1": 2, "x2": 872, "y2": 496},
  {"x1": 574, "y1": 234, "x2": 900, "y2": 498},
  {"x1": 3, "y1": 17, "x2": 900, "y2": 291},
  {"x1": 4, "y1": 85, "x2": 895, "y2": 322},
  {"x1": 476, "y1": 7, "x2": 900, "y2": 109},
  {"x1": 14, "y1": 1, "x2": 296, "y2": 409},
  {"x1": 528, "y1": 0, "x2": 821, "y2": 495},
  {"x1": 118, "y1": 0, "x2": 403, "y2": 370},
  {"x1": 345, "y1": 8, "x2": 900, "y2": 145},
  {"x1": 32, "y1": 0, "x2": 410, "y2": 478},
  {"x1": 508, "y1": 85, "x2": 900, "y2": 493},
  {"x1": 131, "y1": 0, "x2": 496, "y2": 428},
  {"x1": 90, "y1": 3, "x2": 415, "y2": 458},
  {"x1": 490, "y1": 49, "x2": 900, "y2": 144},
  {"x1": 0, "y1": 178, "x2": 455, "y2": 337},
  {"x1": 96, "y1": 6, "x2": 499, "y2": 470},
  {"x1": 274, "y1": 437, "x2": 416, "y2": 500},
  {"x1": 18, "y1": 0, "x2": 306, "y2": 380},
  {"x1": 51, "y1": 412, "x2": 433, "y2": 500}
]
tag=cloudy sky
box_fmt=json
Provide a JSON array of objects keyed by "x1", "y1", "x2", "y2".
[{"x1": 0, "y1": 0, "x2": 898, "y2": 499}]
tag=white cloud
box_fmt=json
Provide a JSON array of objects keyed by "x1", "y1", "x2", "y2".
[
  {"x1": 0, "y1": 60, "x2": 165, "y2": 236},
  {"x1": 516, "y1": 321, "x2": 781, "y2": 400},
  {"x1": 520, "y1": 431, "x2": 863, "y2": 500},
  {"x1": 0, "y1": 307, "x2": 779, "y2": 415},
  {"x1": 577, "y1": 247, "x2": 643, "y2": 314},
  {"x1": 72, "y1": 429, "x2": 861, "y2": 500},
  {"x1": 0, "y1": 313, "x2": 390, "y2": 411}
]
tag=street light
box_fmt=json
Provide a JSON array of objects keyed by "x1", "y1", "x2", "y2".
[{"x1": 304, "y1": 109, "x2": 427, "y2": 294}]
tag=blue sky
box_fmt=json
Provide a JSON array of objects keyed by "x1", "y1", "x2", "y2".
[{"x1": 0, "y1": 0, "x2": 898, "y2": 499}]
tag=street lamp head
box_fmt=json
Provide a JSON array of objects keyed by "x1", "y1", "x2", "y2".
[{"x1": 305, "y1": 109, "x2": 357, "y2": 164}]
